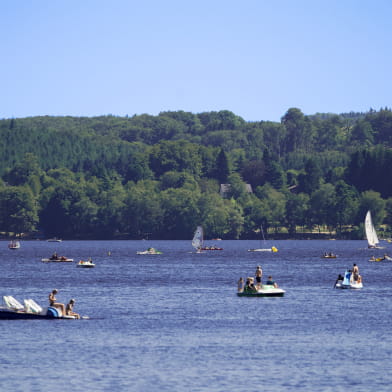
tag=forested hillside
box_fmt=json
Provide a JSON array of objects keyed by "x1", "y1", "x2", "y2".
[{"x1": 1, "y1": 107, "x2": 392, "y2": 239}]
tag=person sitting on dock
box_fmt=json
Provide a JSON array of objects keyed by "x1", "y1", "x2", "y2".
[
  {"x1": 266, "y1": 276, "x2": 278, "y2": 288},
  {"x1": 65, "y1": 299, "x2": 80, "y2": 319},
  {"x1": 48, "y1": 289, "x2": 66, "y2": 316}
]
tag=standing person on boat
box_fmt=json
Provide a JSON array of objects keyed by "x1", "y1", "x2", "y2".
[
  {"x1": 65, "y1": 299, "x2": 80, "y2": 319},
  {"x1": 255, "y1": 266, "x2": 263, "y2": 288},
  {"x1": 48, "y1": 289, "x2": 66, "y2": 316},
  {"x1": 352, "y1": 264, "x2": 359, "y2": 281}
]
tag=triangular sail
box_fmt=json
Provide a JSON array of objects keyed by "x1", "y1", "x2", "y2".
[
  {"x1": 192, "y1": 226, "x2": 203, "y2": 250},
  {"x1": 365, "y1": 210, "x2": 379, "y2": 247}
]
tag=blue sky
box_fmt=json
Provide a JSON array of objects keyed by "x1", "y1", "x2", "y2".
[{"x1": 1, "y1": 0, "x2": 391, "y2": 122}]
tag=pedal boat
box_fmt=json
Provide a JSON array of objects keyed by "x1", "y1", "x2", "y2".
[
  {"x1": 77, "y1": 260, "x2": 95, "y2": 268},
  {"x1": 0, "y1": 296, "x2": 79, "y2": 320},
  {"x1": 334, "y1": 270, "x2": 363, "y2": 289},
  {"x1": 237, "y1": 284, "x2": 285, "y2": 297}
]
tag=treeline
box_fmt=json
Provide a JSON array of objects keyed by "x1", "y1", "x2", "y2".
[{"x1": 1, "y1": 107, "x2": 392, "y2": 239}]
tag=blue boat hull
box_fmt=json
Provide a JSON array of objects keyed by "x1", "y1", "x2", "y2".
[{"x1": 0, "y1": 306, "x2": 75, "y2": 320}]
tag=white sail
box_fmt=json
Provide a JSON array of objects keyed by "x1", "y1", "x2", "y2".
[
  {"x1": 192, "y1": 226, "x2": 203, "y2": 250},
  {"x1": 365, "y1": 210, "x2": 379, "y2": 248}
]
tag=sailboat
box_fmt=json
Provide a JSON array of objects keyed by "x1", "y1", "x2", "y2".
[
  {"x1": 248, "y1": 225, "x2": 278, "y2": 252},
  {"x1": 192, "y1": 226, "x2": 204, "y2": 253},
  {"x1": 365, "y1": 210, "x2": 382, "y2": 249}
]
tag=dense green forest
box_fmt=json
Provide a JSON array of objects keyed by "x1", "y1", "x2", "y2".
[{"x1": 1, "y1": 107, "x2": 392, "y2": 240}]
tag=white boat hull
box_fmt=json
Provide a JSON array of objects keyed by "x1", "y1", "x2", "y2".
[
  {"x1": 41, "y1": 258, "x2": 74, "y2": 262},
  {"x1": 238, "y1": 285, "x2": 285, "y2": 297},
  {"x1": 335, "y1": 282, "x2": 363, "y2": 289},
  {"x1": 77, "y1": 262, "x2": 95, "y2": 268}
]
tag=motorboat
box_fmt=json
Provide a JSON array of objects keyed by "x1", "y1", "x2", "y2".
[
  {"x1": 322, "y1": 252, "x2": 337, "y2": 258},
  {"x1": 42, "y1": 255, "x2": 74, "y2": 262},
  {"x1": 8, "y1": 240, "x2": 20, "y2": 250},
  {"x1": 237, "y1": 284, "x2": 285, "y2": 297},
  {"x1": 334, "y1": 270, "x2": 363, "y2": 289},
  {"x1": 136, "y1": 247, "x2": 162, "y2": 255},
  {"x1": 47, "y1": 238, "x2": 62, "y2": 242},
  {"x1": 77, "y1": 259, "x2": 95, "y2": 268},
  {"x1": 0, "y1": 296, "x2": 80, "y2": 320}
]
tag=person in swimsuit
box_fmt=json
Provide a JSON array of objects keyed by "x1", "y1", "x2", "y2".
[
  {"x1": 255, "y1": 265, "x2": 263, "y2": 288},
  {"x1": 245, "y1": 277, "x2": 257, "y2": 292},
  {"x1": 65, "y1": 299, "x2": 80, "y2": 319},
  {"x1": 352, "y1": 264, "x2": 359, "y2": 281},
  {"x1": 266, "y1": 275, "x2": 278, "y2": 288},
  {"x1": 48, "y1": 289, "x2": 66, "y2": 316},
  {"x1": 334, "y1": 274, "x2": 344, "y2": 287},
  {"x1": 237, "y1": 277, "x2": 244, "y2": 292}
]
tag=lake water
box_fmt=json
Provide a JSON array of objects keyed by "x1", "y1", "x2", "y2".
[{"x1": 1, "y1": 239, "x2": 391, "y2": 392}]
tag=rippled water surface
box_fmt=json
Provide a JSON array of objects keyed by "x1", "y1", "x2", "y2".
[{"x1": 1, "y1": 239, "x2": 391, "y2": 392}]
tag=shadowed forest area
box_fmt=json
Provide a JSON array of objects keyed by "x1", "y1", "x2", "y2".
[{"x1": 1, "y1": 107, "x2": 392, "y2": 239}]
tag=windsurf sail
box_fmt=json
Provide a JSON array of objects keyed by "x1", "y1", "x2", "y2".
[{"x1": 192, "y1": 226, "x2": 203, "y2": 250}]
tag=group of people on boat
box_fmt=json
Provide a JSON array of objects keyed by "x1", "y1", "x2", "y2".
[
  {"x1": 49, "y1": 252, "x2": 68, "y2": 261},
  {"x1": 77, "y1": 257, "x2": 95, "y2": 267},
  {"x1": 334, "y1": 264, "x2": 362, "y2": 287},
  {"x1": 49, "y1": 289, "x2": 80, "y2": 319},
  {"x1": 238, "y1": 265, "x2": 279, "y2": 293},
  {"x1": 323, "y1": 252, "x2": 336, "y2": 258}
]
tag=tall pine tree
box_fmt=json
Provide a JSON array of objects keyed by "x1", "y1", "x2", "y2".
[{"x1": 215, "y1": 148, "x2": 230, "y2": 183}]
